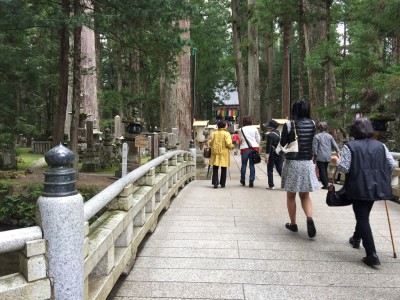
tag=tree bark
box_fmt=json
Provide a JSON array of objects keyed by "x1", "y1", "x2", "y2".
[
  {"x1": 81, "y1": 0, "x2": 99, "y2": 125},
  {"x1": 298, "y1": 0, "x2": 305, "y2": 100},
  {"x1": 231, "y1": 0, "x2": 248, "y2": 120},
  {"x1": 247, "y1": 0, "x2": 260, "y2": 125},
  {"x1": 282, "y1": 18, "x2": 291, "y2": 119},
  {"x1": 324, "y1": 0, "x2": 337, "y2": 106},
  {"x1": 160, "y1": 20, "x2": 191, "y2": 150},
  {"x1": 53, "y1": 0, "x2": 70, "y2": 146},
  {"x1": 70, "y1": 0, "x2": 82, "y2": 171},
  {"x1": 302, "y1": 0, "x2": 337, "y2": 111}
]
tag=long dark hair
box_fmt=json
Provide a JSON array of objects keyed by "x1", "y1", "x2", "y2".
[{"x1": 291, "y1": 99, "x2": 311, "y2": 119}]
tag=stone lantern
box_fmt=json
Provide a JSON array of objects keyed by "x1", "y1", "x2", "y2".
[
  {"x1": 193, "y1": 120, "x2": 209, "y2": 150},
  {"x1": 115, "y1": 107, "x2": 143, "y2": 177}
]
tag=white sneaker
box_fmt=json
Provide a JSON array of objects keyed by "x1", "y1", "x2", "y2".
[{"x1": 267, "y1": 187, "x2": 275, "y2": 190}]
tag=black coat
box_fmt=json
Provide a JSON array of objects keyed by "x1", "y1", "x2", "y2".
[
  {"x1": 344, "y1": 139, "x2": 392, "y2": 201},
  {"x1": 280, "y1": 118, "x2": 315, "y2": 161}
]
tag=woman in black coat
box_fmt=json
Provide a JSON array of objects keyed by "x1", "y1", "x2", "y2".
[{"x1": 338, "y1": 118, "x2": 397, "y2": 266}]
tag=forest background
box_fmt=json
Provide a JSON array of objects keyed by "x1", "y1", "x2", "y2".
[{"x1": 0, "y1": 0, "x2": 399, "y2": 156}]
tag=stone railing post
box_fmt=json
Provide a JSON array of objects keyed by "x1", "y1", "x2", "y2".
[
  {"x1": 189, "y1": 140, "x2": 196, "y2": 165},
  {"x1": 36, "y1": 144, "x2": 85, "y2": 300}
]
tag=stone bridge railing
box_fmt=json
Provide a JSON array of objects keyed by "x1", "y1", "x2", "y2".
[{"x1": 0, "y1": 144, "x2": 196, "y2": 299}]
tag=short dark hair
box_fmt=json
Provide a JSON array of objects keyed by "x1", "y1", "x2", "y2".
[
  {"x1": 349, "y1": 117, "x2": 374, "y2": 139},
  {"x1": 217, "y1": 120, "x2": 226, "y2": 128},
  {"x1": 242, "y1": 116, "x2": 253, "y2": 126},
  {"x1": 291, "y1": 99, "x2": 311, "y2": 119}
]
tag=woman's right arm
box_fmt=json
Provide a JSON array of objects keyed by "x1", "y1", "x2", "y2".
[{"x1": 338, "y1": 145, "x2": 351, "y2": 173}]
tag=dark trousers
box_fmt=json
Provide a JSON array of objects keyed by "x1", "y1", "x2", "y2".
[
  {"x1": 316, "y1": 161, "x2": 329, "y2": 188},
  {"x1": 267, "y1": 153, "x2": 283, "y2": 188},
  {"x1": 212, "y1": 166, "x2": 227, "y2": 187},
  {"x1": 352, "y1": 200, "x2": 376, "y2": 255}
]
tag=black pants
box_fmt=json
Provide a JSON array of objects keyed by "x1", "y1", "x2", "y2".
[
  {"x1": 316, "y1": 161, "x2": 329, "y2": 188},
  {"x1": 212, "y1": 166, "x2": 227, "y2": 187},
  {"x1": 352, "y1": 200, "x2": 376, "y2": 255},
  {"x1": 267, "y1": 152, "x2": 283, "y2": 188}
]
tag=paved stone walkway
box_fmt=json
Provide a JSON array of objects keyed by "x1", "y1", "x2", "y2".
[{"x1": 109, "y1": 154, "x2": 400, "y2": 299}]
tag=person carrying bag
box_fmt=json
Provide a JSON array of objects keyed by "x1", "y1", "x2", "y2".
[
  {"x1": 241, "y1": 128, "x2": 261, "y2": 164},
  {"x1": 238, "y1": 116, "x2": 260, "y2": 188}
]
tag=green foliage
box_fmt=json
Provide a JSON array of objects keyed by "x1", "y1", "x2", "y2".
[
  {"x1": 0, "y1": 185, "x2": 42, "y2": 227},
  {"x1": 189, "y1": 0, "x2": 235, "y2": 120}
]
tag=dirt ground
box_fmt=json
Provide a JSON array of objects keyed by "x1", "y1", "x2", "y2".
[{"x1": 6, "y1": 156, "x2": 118, "y2": 191}]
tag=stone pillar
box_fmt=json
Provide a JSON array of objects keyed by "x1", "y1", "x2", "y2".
[
  {"x1": 36, "y1": 144, "x2": 84, "y2": 300},
  {"x1": 114, "y1": 115, "x2": 122, "y2": 138},
  {"x1": 189, "y1": 140, "x2": 196, "y2": 165}
]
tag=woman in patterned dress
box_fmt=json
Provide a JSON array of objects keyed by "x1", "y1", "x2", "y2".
[{"x1": 279, "y1": 99, "x2": 320, "y2": 238}]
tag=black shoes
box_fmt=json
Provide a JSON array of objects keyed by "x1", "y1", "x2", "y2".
[
  {"x1": 349, "y1": 237, "x2": 361, "y2": 249},
  {"x1": 307, "y1": 217, "x2": 316, "y2": 238},
  {"x1": 285, "y1": 218, "x2": 316, "y2": 237},
  {"x1": 362, "y1": 253, "x2": 381, "y2": 266},
  {"x1": 285, "y1": 223, "x2": 298, "y2": 232},
  {"x1": 240, "y1": 180, "x2": 245, "y2": 186},
  {"x1": 249, "y1": 181, "x2": 254, "y2": 188}
]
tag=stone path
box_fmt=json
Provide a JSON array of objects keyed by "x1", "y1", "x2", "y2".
[{"x1": 108, "y1": 153, "x2": 400, "y2": 299}]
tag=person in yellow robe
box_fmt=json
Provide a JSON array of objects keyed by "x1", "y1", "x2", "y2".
[{"x1": 209, "y1": 120, "x2": 234, "y2": 188}]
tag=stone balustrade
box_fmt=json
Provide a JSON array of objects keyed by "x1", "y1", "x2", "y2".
[
  {"x1": 0, "y1": 227, "x2": 51, "y2": 299},
  {"x1": 84, "y1": 151, "x2": 195, "y2": 300}
]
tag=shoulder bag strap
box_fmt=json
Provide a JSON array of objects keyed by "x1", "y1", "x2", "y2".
[{"x1": 241, "y1": 128, "x2": 253, "y2": 149}]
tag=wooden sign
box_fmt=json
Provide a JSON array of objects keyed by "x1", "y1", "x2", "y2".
[{"x1": 135, "y1": 135, "x2": 148, "y2": 148}]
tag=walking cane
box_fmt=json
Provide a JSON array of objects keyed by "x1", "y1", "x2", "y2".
[{"x1": 384, "y1": 200, "x2": 397, "y2": 258}]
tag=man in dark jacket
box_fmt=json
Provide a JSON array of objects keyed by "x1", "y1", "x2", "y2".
[{"x1": 264, "y1": 120, "x2": 283, "y2": 189}]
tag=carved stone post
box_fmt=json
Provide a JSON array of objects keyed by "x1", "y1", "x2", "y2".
[{"x1": 36, "y1": 144, "x2": 84, "y2": 299}]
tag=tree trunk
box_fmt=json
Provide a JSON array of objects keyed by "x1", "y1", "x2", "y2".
[
  {"x1": 260, "y1": 31, "x2": 269, "y2": 125},
  {"x1": 324, "y1": 0, "x2": 337, "y2": 106},
  {"x1": 302, "y1": 0, "x2": 337, "y2": 111},
  {"x1": 298, "y1": 0, "x2": 305, "y2": 100},
  {"x1": 95, "y1": 31, "x2": 102, "y2": 91},
  {"x1": 70, "y1": 0, "x2": 82, "y2": 171},
  {"x1": 247, "y1": 0, "x2": 260, "y2": 125},
  {"x1": 53, "y1": 0, "x2": 70, "y2": 146},
  {"x1": 282, "y1": 18, "x2": 291, "y2": 119},
  {"x1": 231, "y1": 0, "x2": 248, "y2": 120},
  {"x1": 160, "y1": 20, "x2": 191, "y2": 150},
  {"x1": 81, "y1": 0, "x2": 99, "y2": 125}
]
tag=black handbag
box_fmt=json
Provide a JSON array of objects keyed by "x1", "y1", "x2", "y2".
[
  {"x1": 203, "y1": 148, "x2": 211, "y2": 158},
  {"x1": 241, "y1": 128, "x2": 261, "y2": 164},
  {"x1": 249, "y1": 149, "x2": 262, "y2": 164},
  {"x1": 326, "y1": 184, "x2": 352, "y2": 206}
]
